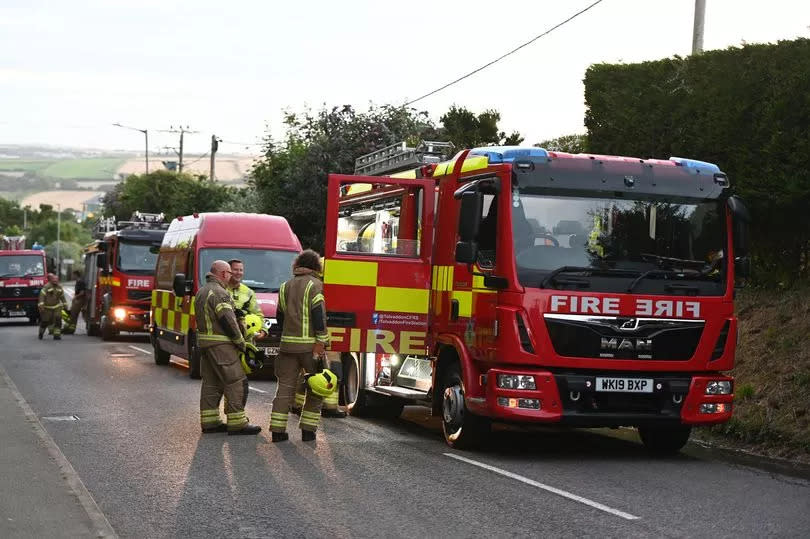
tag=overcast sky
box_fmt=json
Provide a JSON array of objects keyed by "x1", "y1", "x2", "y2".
[{"x1": 1, "y1": 0, "x2": 808, "y2": 155}]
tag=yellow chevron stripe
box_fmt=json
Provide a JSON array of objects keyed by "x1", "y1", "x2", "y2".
[{"x1": 324, "y1": 259, "x2": 378, "y2": 287}]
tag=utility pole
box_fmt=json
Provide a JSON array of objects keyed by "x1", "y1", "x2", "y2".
[
  {"x1": 692, "y1": 0, "x2": 706, "y2": 55},
  {"x1": 209, "y1": 135, "x2": 221, "y2": 181},
  {"x1": 160, "y1": 126, "x2": 199, "y2": 174},
  {"x1": 113, "y1": 123, "x2": 149, "y2": 174}
]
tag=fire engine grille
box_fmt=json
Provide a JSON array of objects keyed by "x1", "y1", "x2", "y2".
[
  {"x1": 0, "y1": 286, "x2": 39, "y2": 299},
  {"x1": 544, "y1": 314, "x2": 704, "y2": 361},
  {"x1": 127, "y1": 289, "x2": 152, "y2": 301}
]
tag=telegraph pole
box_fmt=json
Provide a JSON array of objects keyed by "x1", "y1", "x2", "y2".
[
  {"x1": 160, "y1": 125, "x2": 198, "y2": 173},
  {"x1": 692, "y1": 0, "x2": 706, "y2": 54},
  {"x1": 209, "y1": 135, "x2": 220, "y2": 181},
  {"x1": 113, "y1": 123, "x2": 149, "y2": 174}
]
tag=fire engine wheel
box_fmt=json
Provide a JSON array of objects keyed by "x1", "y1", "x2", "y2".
[
  {"x1": 343, "y1": 353, "x2": 404, "y2": 418},
  {"x1": 441, "y1": 364, "x2": 491, "y2": 449},
  {"x1": 638, "y1": 426, "x2": 692, "y2": 455},
  {"x1": 101, "y1": 317, "x2": 118, "y2": 341}
]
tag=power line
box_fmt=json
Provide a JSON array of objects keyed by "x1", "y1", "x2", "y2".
[
  {"x1": 182, "y1": 152, "x2": 210, "y2": 167},
  {"x1": 404, "y1": 0, "x2": 605, "y2": 107}
]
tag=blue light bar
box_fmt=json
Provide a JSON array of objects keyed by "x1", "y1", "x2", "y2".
[
  {"x1": 669, "y1": 156, "x2": 721, "y2": 174},
  {"x1": 470, "y1": 146, "x2": 549, "y2": 164}
]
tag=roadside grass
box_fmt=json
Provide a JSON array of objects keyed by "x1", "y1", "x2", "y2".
[
  {"x1": 41, "y1": 158, "x2": 125, "y2": 179},
  {"x1": 696, "y1": 285, "x2": 810, "y2": 461}
]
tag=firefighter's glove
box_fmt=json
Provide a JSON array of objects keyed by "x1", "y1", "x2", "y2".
[{"x1": 234, "y1": 308, "x2": 246, "y2": 319}]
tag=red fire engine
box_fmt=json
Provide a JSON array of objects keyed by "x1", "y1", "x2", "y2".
[
  {"x1": 0, "y1": 235, "x2": 47, "y2": 323},
  {"x1": 83, "y1": 212, "x2": 168, "y2": 340},
  {"x1": 324, "y1": 141, "x2": 751, "y2": 453}
]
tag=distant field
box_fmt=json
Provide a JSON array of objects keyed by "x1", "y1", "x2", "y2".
[
  {"x1": 0, "y1": 160, "x2": 53, "y2": 173},
  {"x1": 117, "y1": 155, "x2": 256, "y2": 182},
  {"x1": 42, "y1": 158, "x2": 125, "y2": 179},
  {"x1": 20, "y1": 190, "x2": 104, "y2": 212}
]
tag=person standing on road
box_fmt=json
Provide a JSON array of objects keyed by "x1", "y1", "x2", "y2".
[
  {"x1": 269, "y1": 250, "x2": 330, "y2": 442},
  {"x1": 63, "y1": 270, "x2": 87, "y2": 335},
  {"x1": 38, "y1": 273, "x2": 67, "y2": 340},
  {"x1": 194, "y1": 260, "x2": 261, "y2": 436}
]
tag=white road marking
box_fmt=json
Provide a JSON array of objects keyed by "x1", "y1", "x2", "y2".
[
  {"x1": 128, "y1": 345, "x2": 151, "y2": 355},
  {"x1": 444, "y1": 453, "x2": 640, "y2": 521},
  {"x1": 249, "y1": 386, "x2": 268, "y2": 394}
]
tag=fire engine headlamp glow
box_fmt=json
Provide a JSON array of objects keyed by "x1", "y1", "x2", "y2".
[
  {"x1": 705, "y1": 380, "x2": 732, "y2": 395},
  {"x1": 496, "y1": 374, "x2": 536, "y2": 390},
  {"x1": 113, "y1": 307, "x2": 127, "y2": 321}
]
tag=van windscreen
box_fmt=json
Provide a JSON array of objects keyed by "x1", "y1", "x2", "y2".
[{"x1": 198, "y1": 248, "x2": 298, "y2": 292}]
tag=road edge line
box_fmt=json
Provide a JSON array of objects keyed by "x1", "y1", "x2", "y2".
[
  {"x1": 444, "y1": 452, "x2": 640, "y2": 521},
  {"x1": 128, "y1": 345, "x2": 152, "y2": 355},
  {"x1": 0, "y1": 365, "x2": 119, "y2": 538}
]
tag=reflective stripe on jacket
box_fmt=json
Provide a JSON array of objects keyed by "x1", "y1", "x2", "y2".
[
  {"x1": 277, "y1": 268, "x2": 328, "y2": 353},
  {"x1": 230, "y1": 283, "x2": 261, "y2": 317},
  {"x1": 194, "y1": 273, "x2": 245, "y2": 350},
  {"x1": 38, "y1": 283, "x2": 66, "y2": 310}
]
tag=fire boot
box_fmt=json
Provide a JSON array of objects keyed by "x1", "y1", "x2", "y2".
[{"x1": 228, "y1": 424, "x2": 262, "y2": 436}]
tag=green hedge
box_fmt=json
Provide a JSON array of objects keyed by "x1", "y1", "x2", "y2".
[{"x1": 584, "y1": 38, "x2": 810, "y2": 285}]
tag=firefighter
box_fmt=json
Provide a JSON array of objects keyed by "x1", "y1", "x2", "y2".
[
  {"x1": 269, "y1": 250, "x2": 329, "y2": 442},
  {"x1": 194, "y1": 260, "x2": 261, "y2": 435},
  {"x1": 290, "y1": 258, "x2": 346, "y2": 418},
  {"x1": 38, "y1": 273, "x2": 67, "y2": 340},
  {"x1": 228, "y1": 259, "x2": 263, "y2": 327},
  {"x1": 63, "y1": 270, "x2": 87, "y2": 335}
]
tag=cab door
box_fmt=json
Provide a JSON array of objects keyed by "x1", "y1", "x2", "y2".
[{"x1": 324, "y1": 174, "x2": 435, "y2": 360}]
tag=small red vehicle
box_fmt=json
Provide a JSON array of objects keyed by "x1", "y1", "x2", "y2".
[{"x1": 0, "y1": 236, "x2": 47, "y2": 324}]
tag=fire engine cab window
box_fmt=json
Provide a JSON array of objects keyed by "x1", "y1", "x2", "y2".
[
  {"x1": 116, "y1": 241, "x2": 158, "y2": 274},
  {"x1": 336, "y1": 183, "x2": 423, "y2": 257},
  {"x1": 0, "y1": 255, "x2": 44, "y2": 278}
]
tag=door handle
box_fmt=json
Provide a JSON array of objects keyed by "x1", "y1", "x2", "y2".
[{"x1": 450, "y1": 299, "x2": 459, "y2": 321}]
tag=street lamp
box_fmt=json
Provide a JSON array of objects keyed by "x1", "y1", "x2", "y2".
[
  {"x1": 56, "y1": 203, "x2": 61, "y2": 278},
  {"x1": 113, "y1": 122, "x2": 149, "y2": 174}
]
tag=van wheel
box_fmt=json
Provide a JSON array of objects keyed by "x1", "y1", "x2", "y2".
[
  {"x1": 441, "y1": 362, "x2": 490, "y2": 449},
  {"x1": 638, "y1": 426, "x2": 692, "y2": 455},
  {"x1": 152, "y1": 335, "x2": 170, "y2": 365},
  {"x1": 188, "y1": 334, "x2": 202, "y2": 379}
]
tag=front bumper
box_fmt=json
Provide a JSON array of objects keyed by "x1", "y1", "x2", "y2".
[
  {"x1": 469, "y1": 368, "x2": 733, "y2": 428},
  {"x1": 109, "y1": 306, "x2": 151, "y2": 332},
  {"x1": 0, "y1": 299, "x2": 38, "y2": 317}
]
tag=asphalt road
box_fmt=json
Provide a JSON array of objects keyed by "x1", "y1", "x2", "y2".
[{"x1": 1, "y1": 319, "x2": 809, "y2": 538}]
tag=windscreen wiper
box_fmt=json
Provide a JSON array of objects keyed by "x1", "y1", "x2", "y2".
[
  {"x1": 540, "y1": 266, "x2": 637, "y2": 289},
  {"x1": 626, "y1": 268, "x2": 706, "y2": 293},
  {"x1": 640, "y1": 253, "x2": 706, "y2": 270},
  {"x1": 0, "y1": 272, "x2": 20, "y2": 278}
]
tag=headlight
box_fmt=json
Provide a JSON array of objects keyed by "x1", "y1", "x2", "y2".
[
  {"x1": 113, "y1": 307, "x2": 127, "y2": 321},
  {"x1": 497, "y1": 374, "x2": 536, "y2": 390},
  {"x1": 705, "y1": 380, "x2": 732, "y2": 395}
]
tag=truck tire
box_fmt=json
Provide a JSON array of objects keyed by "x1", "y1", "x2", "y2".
[
  {"x1": 343, "y1": 353, "x2": 404, "y2": 418},
  {"x1": 152, "y1": 335, "x2": 170, "y2": 365},
  {"x1": 101, "y1": 316, "x2": 118, "y2": 341},
  {"x1": 188, "y1": 333, "x2": 202, "y2": 380},
  {"x1": 638, "y1": 426, "x2": 692, "y2": 455},
  {"x1": 87, "y1": 322, "x2": 100, "y2": 337},
  {"x1": 440, "y1": 362, "x2": 491, "y2": 449}
]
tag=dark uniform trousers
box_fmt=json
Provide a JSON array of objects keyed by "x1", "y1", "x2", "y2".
[
  {"x1": 270, "y1": 351, "x2": 324, "y2": 433},
  {"x1": 199, "y1": 344, "x2": 249, "y2": 430},
  {"x1": 65, "y1": 293, "x2": 86, "y2": 333}
]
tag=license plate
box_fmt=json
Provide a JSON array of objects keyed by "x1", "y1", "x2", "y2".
[
  {"x1": 143, "y1": 324, "x2": 150, "y2": 330},
  {"x1": 9, "y1": 310, "x2": 26, "y2": 316},
  {"x1": 595, "y1": 377, "x2": 653, "y2": 393},
  {"x1": 262, "y1": 347, "x2": 279, "y2": 356}
]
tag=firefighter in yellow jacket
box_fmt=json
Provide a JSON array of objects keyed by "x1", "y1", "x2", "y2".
[
  {"x1": 38, "y1": 273, "x2": 67, "y2": 340},
  {"x1": 269, "y1": 250, "x2": 329, "y2": 442},
  {"x1": 194, "y1": 260, "x2": 261, "y2": 435}
]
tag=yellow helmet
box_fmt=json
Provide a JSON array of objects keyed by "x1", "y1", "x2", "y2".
[
  {"x1": 306, "y1": 369, "x2": 338, "y2": 397},
  {"x1": 239, "y1": 342, "x2": 265, "y2": 374},
  {"x1": 243, "y1": 314, "x2": 264, "y2": 338}
]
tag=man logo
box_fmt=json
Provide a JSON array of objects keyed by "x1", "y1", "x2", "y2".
[
  {"x1": 619, "y1": 318, "x2": 639, "y2": 331},
  {"x1": 600, "y1": 337, "x2": 653, "y2": 352}
]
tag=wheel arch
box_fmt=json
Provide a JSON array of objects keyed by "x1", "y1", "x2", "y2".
[{"x1": 432, "y1": 334, "x2": 476, "y2": 415}]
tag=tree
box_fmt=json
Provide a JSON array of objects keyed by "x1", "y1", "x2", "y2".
[
  {"x1": 440, "y1": 105, "x2": 524, "y2": 148},
  {"x1": 103, "y1": 170, "x2": 236, "y2": 221},
  {"x1": 536, "y1": 134, "x2": 588, "y2": 153}
]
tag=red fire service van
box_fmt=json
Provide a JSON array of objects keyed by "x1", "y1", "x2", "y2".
[
  {"x1": 150, "y1": 212, "x2": 301, "y2": 378},
  {"x1": 323, "y1": 141, "x2": 751, "y2": 453}
]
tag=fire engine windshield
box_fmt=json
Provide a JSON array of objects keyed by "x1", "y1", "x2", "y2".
[
  {"x1": 0, "y1": 255, "x2": 45, "y2": 278},
  {"x1": 116, "y1": 241, "x2": 159, "y2": 274},
  {"x1": 197, "y1": 248, "x2": 298, "y2": 292},
  {"x1": 511, "y1": 194, "x2": 726, "y2": 295}
]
